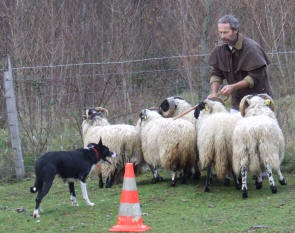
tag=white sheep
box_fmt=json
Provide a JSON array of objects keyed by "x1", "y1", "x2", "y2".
[
  {"x1": 137, "y1": 108, "x2": 197, "y2": 186},
  {"x1": 232, "y1": 94, "x2": 287, "y2": 198},
  {"x1": 158, "y1": 96, "x2": 200, "y2": 179},
  {"x1": 194, "y1": 98, "x2": 242, "y2": 192},
  {"x1": 82, "y1": 107, "x2": 143, "y2": 188}
]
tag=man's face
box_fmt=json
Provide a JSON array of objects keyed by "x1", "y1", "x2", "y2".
[{"x1": 218, "y1": 23, "x2": 238, "y2": 45}]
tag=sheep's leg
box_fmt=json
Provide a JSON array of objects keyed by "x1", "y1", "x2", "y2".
[
  {"x1": 193, "y1": 160, "x2": 201, "y2": 180},
  {"x1": 180, "y1": 165, "x2": 191, "y2": 184},
  {"x1": 224, "y1": 173, "x2": 231, "y2": 186},
  {"x1": 255, "y1": 173, "x2": 263, "y2": 189},
  {"x1": 265, "y1": 164, "x2": 277, "y2": 194},
  {"x1": 148, "y1": 165, "x2": 162, "y2": 184},
  {"x1": 232, "y1": 170, "x2": 241, "y2": 190},
  {"x1": 171, "y1": 169, "x2": 177, "y2": 187},
  {"x1": 204, "y1": 164, "x2": 212, "y2": 192},
  {"x1": 105, "y1": 176, "x2": 114, "y2": 188},
  {"x1": 98, "y1": 173, "x2": 104, "y2": 188},
  {"x1": 277, "y1": 168, "x2": 287, "y2": 185},
  {"x1": 241, "y1": 166, "x2": 248, "y2": 198},
  {"x1": 97, "y1": 165, "x2": 104, "y2": 188}
]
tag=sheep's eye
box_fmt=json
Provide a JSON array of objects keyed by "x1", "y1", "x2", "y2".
[{"x1": 205, "y1": 105, "x2": 209, "y2": 111}]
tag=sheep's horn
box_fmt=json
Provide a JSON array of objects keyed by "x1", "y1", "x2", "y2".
[
  {"x1": 95, "y1": 107, "x2": 109, "y2": 117},
  {"x1": 215, "y1": 91, "x2": 229, "y2": 102},
  {"x1": 239, "y1": 95, "x2": 253, "y2": 117},
  {"x1": 207, "y1": 96, "x2": 225, "y2": 106},
  {"x1": 159, "y1": 97, "x2": 176, "y2": 117},
  {"x1": 148, "y1": 106, "x2": 160, "y2": 111},
  {"x1": 258, "y1": 94, "x2": 275, "y2": 111}
]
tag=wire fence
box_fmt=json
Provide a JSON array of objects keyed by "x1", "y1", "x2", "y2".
[{"x1": 0, "y1": 51, "x2": 295, "y2": 180}]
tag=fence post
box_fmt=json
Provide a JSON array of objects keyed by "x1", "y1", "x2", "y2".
[{"x1": 3, "y1": 55, "x2": 25, "y2": 179}]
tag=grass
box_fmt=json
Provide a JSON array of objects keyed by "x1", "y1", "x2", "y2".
[{"x1": 1, "y1": 171, "x2": 295, "y2": 233}]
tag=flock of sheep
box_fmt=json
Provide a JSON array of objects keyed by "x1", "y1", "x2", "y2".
[{"x1": 81, "y1": 94, "x2": 287, "y2": 198}]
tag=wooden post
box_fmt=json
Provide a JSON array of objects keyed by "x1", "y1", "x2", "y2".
[{"x1": 3, "y1": 55, "x2": 25, "y2": 179}]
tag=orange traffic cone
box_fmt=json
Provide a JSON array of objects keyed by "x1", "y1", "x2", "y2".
[{"x1": 109, "y1": 163, "x2": 151, "y2": 232}]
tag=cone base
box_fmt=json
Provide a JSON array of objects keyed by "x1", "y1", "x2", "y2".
[{"x1": 109, "y1": 224, "x2": 151, "y2": 232}]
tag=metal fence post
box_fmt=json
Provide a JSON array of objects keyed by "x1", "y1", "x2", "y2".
[{"x1": 3, "y1": 55, "x2": 25, "y2": 179}]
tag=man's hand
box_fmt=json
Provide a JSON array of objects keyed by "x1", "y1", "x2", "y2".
[{"x1": 220, "y1": 84, "x2": 235, "y2": 96}]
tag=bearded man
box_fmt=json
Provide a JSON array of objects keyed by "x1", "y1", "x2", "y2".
[{"x1": 208, "y1": 14, "x2": 272, "y2": 112}]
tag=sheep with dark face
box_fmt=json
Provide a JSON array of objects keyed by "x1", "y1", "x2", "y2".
[
  {"x1": 137, "y1": 108, "x2": 197, "y2": 186},
  {"x1": 82, "y1": 107, "x2": 143, "y2": 188},
  {"x1": 159, "y1": 96, "x2": 197, "y2": 125},
  {"x1": 194, "y1": 98, "x2": 242, "y2": 192},
  {"x1": 232, "y1": 94, "x2": 287, "y2": 198},
  {"x1": 158, "y1": 96, "x2": 200, "y2": 179}
]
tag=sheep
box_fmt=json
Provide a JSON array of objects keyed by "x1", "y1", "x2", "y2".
[
  {"x1": 194, "y1": 97, "x2": 242, "y2": 192},
  {"x1": 232, "y1": 94, "x2": 287, "y2": 198},
  {"x1": 158, "y1": 96, "x2": 200, "y2": 179},
  {"x1": 137, "y1": 108, "x2": 197, "y2": 186},
  {"x1": 82, "y1": 107, "x2": 143, "y2": 188}
]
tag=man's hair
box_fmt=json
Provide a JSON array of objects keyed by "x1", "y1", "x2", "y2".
[{"x1": 217, "y1": 15, "x2": 240, "y2": 30}]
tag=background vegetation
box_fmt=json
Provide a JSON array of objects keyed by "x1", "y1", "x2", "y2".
[{"x1": 0, "y1": 0, "x2": 294, "y2": 179}]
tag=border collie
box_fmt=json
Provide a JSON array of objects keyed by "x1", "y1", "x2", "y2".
[{"x1": 30, "y1": 139, "x2": 116, "y2": 218}]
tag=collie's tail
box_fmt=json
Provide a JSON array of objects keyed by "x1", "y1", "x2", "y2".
[
  {"x1": 30, "y1": 178, "x2": 41, "y2": 193},
  {"x1": 30, "y1": 186, "x2": 38, "y2": 193}
]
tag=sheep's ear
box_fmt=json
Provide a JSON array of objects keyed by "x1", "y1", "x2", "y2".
[
  {"x1": 258, "y1": 94, "x2": 275, "y2": 111},
  {"x1": 239, "y1": 95, "x2": 253, "y2": 117},
  {"x1": 139, "y1": 110, "x2": 145, "y2": 120}
]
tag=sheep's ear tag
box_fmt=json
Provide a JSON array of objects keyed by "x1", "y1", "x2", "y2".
[
  {"x1": 265, "y1": 99, "x2": 271, "y2": 106},
  {"x1": 205, "y1": 105, "x2": 209, "y2": 111}
]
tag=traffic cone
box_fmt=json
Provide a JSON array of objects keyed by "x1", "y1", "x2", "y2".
[{"x1": 109, "y1": 163, "x2": 151, "y2": 232}]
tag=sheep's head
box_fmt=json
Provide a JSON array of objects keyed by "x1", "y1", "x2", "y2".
[
  {"x1": 139, "y1": 108, "x2": 161, "y2": 123},
  {"x1": 239, "y1": 94, "x2": 275, "y2": 117},
  {"x1": 159, "y1": 96, "x2": 184, "y2": 117},
  {"x1": 194, "y1": 97, "x2": 226, "y2": 119},
  {"x1": 84, "y1": 107, "x2": 109, "y2": 121}
]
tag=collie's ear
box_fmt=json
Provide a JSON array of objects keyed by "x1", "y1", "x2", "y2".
[{"x1": 98, "y1": 137, "x2": 102, "y2": 145}]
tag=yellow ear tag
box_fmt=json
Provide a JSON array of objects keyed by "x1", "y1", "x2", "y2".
[
  {"x1": 205, "y1": 105, "x2": 209, "y2": 111},
  {"x1": 265, "y1": 99, "x2": 271, "y2": 106}
]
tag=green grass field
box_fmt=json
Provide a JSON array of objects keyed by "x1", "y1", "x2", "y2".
[{"x1": 1, "y1": 171, "x2": 295, "y2": 233}]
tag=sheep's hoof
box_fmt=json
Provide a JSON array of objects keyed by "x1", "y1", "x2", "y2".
[
  {"x1": 157, "y1": 176, "x2": 163, "y2": 182},
  {"x1": 151, "y1": 178, "x2": 157, "y2": 184},
  {"x1": 279, "y1": 178, "x2": 287, "y2": 185},
  {"x1": 235, "y1": 183, "x2": 241, "y2": 190},
  {"x1": 224, "y1": 178, "x2": 230, "y2": 186},
  {"x1": 271, "y1": 185, "x2": 277, "y2": 193},
  {"x1": 99, "y1": 181, "x2": 104, "y2": 188},
  {"x1": 194, "y1": 171, "x2": 201, "y2": 180},
  {"x1": 255, "y1": 181, "x2": 263, "y2": 189},
  {"x1": 242, "y1": 188, "x2": 248, "y2": 199},
  {"x1": 180, "y1": 177, "x2": 186, "y2": 184},
  {"x1": 105, "y1": 181, "x2": 113, "y2": 188},
  {"x1": 204, "y1": 186, "x2": 210, "y2": 192}
]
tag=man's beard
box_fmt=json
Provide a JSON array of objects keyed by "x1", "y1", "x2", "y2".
[{"x1": 222, "y1": 33, "x2": 238, "y2": 45}]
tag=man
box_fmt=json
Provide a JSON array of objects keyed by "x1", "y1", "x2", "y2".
[{"x1": 208, "y1": 14, "x2": 272, "y2": 112}]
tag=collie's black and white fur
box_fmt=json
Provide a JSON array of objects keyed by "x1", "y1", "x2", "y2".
[{"x1": 30, "y1": 139, "x2": 116, "y2": 218}]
